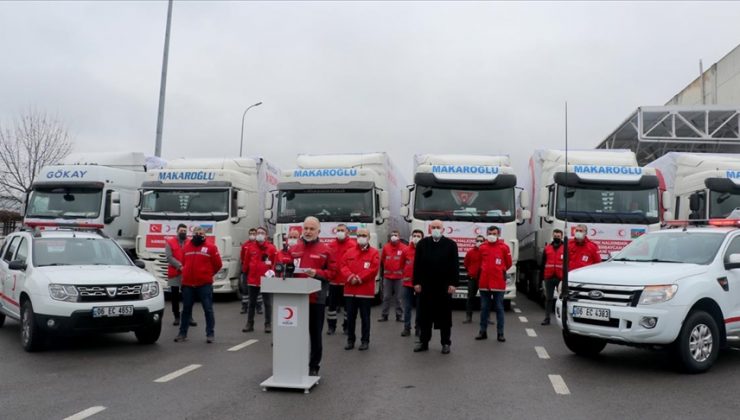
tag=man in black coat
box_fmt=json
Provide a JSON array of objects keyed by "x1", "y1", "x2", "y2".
[{"x1": 412, "y1": 219, "x2": 459, "y2": 354}]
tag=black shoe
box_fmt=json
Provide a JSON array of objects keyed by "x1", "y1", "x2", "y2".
[
  {"x1": 173, "y1": 317, "x2": 180, "y2": 326},
  {"x1": 265, "y1": 324, "x2": 272, "y2": 334},
  {"x1": 401, "y1": 328, "x2": 411, "y2": 337},
  {"x1": 497, "y1": 334, "x2": 506, "y2": 342},
  {"x1": 441, "y1": 344, "x2": 451, "y2": 354},
  {"x1": 327, "y1": 327, "x2": 336, "y2": 336},
  {"x1": 415, "y1": 329, "x2": 420, "y2": 337},
  {"x1": 174, "y1": 335, "x2": 187, "y2": 343},
  {"x1": 378, "y1": 316, "x2": 388, "y2": 322},
  {"x1": 475, "y1": 332, "x2": 488, "y2": 340},
  {"x1": 358, "y1": 342, "x2": 369, "y2": 351},
  {"x1": 242, "y1": 323, "x2": 254, "y2": 333},
  {"x1": 462, "y1": 316, "x2": 472, "y2": 324},
  {"x1": 206, "y1": 336, "x2": 214, "y2": 344},
  {"x1": 396, "y1": 316, "x2": 403, "y2": 322},
  {"x1": 413, "y1": 343, "x2": 429, "y2": 352},
  {"x1": 189, "y1": 319, "x2": 198, "y2": 327},
  {"x1": 309, "y1": 368, "x2": 319, "y2": 376},
  {"x1": 541, "y1": 318, "x2": 551, "y2": 326},
  {"x1": 345, "y1": 341, "x2": 355, "y2": 350}
]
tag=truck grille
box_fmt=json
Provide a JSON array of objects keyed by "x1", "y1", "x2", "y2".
[
  {"x1": 457, "y1": 256, "x2": 470, "y2": 289},
  {"x1": 76, "y1": 285, "x2": 143, "y2": 302},
  {"x1": 151, "y1": 253, "x2": 169, "y2": 283},
  {"x1": 567, "y1": 283, "x2": 643, "y2": 307}
]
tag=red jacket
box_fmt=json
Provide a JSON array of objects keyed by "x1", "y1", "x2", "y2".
[
  {"x1": 181, "y1": 241, "x2": 223, "y2": 287},
  {"x1": 568, "y1": 238, "x2": 602, "y2": 271},
  {"x1": 247, "y1": 242, "x2": 278, "y2": 287},
  {"x1": 543, "y1": 243, "x2": 564, "y2": 280},
  {"x1": 463, "y1": 246, "x2": 482, "y2": 280},
  {"x1": 381, "y1": 241, "x2": 407, "y2": 280},
  {"x1": 341, "y1": 244, "x2": 380, "y2": 298},
  {"x1": 289, "y1": 239, "x2": 332, "y2": 304},
  {"x1": 401, "y1": 244, "x2": 417, "y2": 288},
  {"x1": 240, "y1": 240, "x2": 256, "y2": 273},
  {"x1": 329, "y1": 237, "x2": 357, "y2": 286},
  {"x1": 478, "y1": 240, "x2": 512, "y2": 291},
  {"x1": 166, "y1": 237, "x2": 185, "y2": 279}
]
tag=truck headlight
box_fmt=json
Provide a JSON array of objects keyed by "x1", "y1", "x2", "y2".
[
  {"x1": 638, "y1": 285, "x2": 678, "y2": 305},
  {"x1": 141, "y1": 282, "x2": 160, "y2": 300},
  {"x1": 49, "y1": 284, "x2": 79, "y2": 302},
  {"x1": 215, "y1": 268, "x2": 229, "y2": 281}
]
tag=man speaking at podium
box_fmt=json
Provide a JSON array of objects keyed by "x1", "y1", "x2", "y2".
[{"x1": 288, "y1": 216, "x2": 333, "y2": 376}]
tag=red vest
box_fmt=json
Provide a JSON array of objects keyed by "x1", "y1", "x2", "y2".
[
  {"x1": 181, "y1": 241, "x2": 223, "y2": 287},
  {"x1": 289, "y1": 239, "x2": 332, "y2": 304},
  {"x1": 464, "y1": 246, "x2": 482, "y2": 279},
  {"x1": 478, "y1": 240, "x2": 512, "y2": 291},
  {"x1": 568, "y1": 238, "x2": 602, "y2": 271},
  {"x1": 240, "y1": 240, "x2": 256, "y2": 273},
  {"x1": 166, "y1": 237, "x2": 185, "y2": 279},
  {"x1": 247, "y1": 242, "x2": 278, "y2": 287},
  {"x1": 543, "y1": 243, "x2": 564, "y2": 280},
  {"x1": 402, "y1": 244, "x2": 416, "y2": 288},
  {"x1": 382, "y1": 241, "x2": 407, "y2": 280},
  {"x1": 329, "y1": 238, "x2": 357, "y2": 286},
  {"x1": 341, "y1": 245, "x2": 380, "y2": 298}
]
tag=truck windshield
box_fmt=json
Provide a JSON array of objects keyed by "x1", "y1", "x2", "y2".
[
  {"x1": 33, "y1": 237, "x2": 131, "y2": 267},
  {"x1": 556, "y1": 186, "x2": 659, "y2": 224},
  {"x1": 277, "y1": 189, "x2": 374, "y2": 223},
  {"x1": 139, "y1": 189, "x2": 230, "y2": 221},
  {"x1": 612, "y1": 231, "x2": 724, "y2": 265},
  {"x1": 709, "y1": 191, "x2": 740, "y2": 218},
  {"x1": 414, "y1": 186, "x2": 515, "y2": 222},
  {"x1": 27, "y1": 187, "x2": 103, "y2": 219}
]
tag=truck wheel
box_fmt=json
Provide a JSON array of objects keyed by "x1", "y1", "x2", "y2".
[
  {"x1": 562, "y1": 330, "x2": 606, "y2": 357},
  {"x1": 0, "y1": 312, "x2": 5, "y2": 328},
  {"x1": 135, "y1": 323, "x2": 162, "y2": 345},
  {"x1": 21, "y1": 300, "x2": 45, "y2": 352},
  {"x1": 672, "y1": 310, "x2": 719, "y2": 374}
]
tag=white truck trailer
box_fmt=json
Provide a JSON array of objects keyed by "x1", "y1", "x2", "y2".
[
  {"x1": 648, "y1": 152, "x2": 740, "y2": 220},
  {"x1": 24, "y1": 152, "x2": 148, "y2": 255},
  {"x1": 517, "y1": 149, "x2": 669, "y2": 300},
  {"x1": 267, "y1": 153, "x2": 407, "y2": 296},
  {"x1": 136, "y1": 158, "x2": 280, "y2": 294},
  {"x1": 399, "y1": 154, "x2": 530, "y2": 307}
]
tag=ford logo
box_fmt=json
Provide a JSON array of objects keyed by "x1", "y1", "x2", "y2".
[{"x1": 588, "y1": 290, "x2": 604, "y2": 299}]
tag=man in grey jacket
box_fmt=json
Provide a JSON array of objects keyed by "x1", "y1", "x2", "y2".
[{"x1": 166, "y1": 224, "x2": 197, "y2": 327}]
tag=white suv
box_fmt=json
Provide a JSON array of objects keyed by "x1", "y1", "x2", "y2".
[
  {"x1": 0, "y1": 228, "x2": 165, "y2": 351},
  {"x1": 556, "y1": 223, "x2": 740, "y2": 373}
]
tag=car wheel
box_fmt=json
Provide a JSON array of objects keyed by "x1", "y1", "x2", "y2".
[
  {"x1": 0, "y1": 312, "x2": 5, "y2": 328},
  {"x1": 135, "y1": 322, "x2": 162, "y2": 345},
  {"x1": 672, "y1": 310, "x2": 719, "y2": 374},
  {"x1": 21, "y1": 300, "x2": 44, "y2": 352},
  {"x1": 562, "y1": 330, "x2": 607, "y2": 357}
]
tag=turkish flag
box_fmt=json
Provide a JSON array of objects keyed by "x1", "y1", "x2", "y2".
[{"x1": 149, "y1": 224, "x2": 162, "y2": 233}]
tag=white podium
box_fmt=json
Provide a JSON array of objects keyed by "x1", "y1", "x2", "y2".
[{"x1": 260, "y1": 276, "x2": 322, "y2": 394}]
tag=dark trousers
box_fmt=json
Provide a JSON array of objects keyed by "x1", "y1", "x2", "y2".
[
  {"x1": 402, "y1": 286, "x2": 418, "y2": 331},
  {"x1": 309, "y1": 303, "x2": 325, "y2": 371},
  {"x1": 480, "y1": 291, "x2": 505, "y2": 335},
  {"x1": 179, "y1": 285, "x2": 215, "y2": 337},
  {"x1": 239, "y1": 274, "x2": 249, "y2": 309},
  {"x1": 170, "y1": 285, "x2": 181, "y2": 317},
  {"x1": 419, "y1": 312, "x2": 451, "y2": 346},
  {"x1": 345, "y1": 296, "x2": 372, "y2": 343},
  {"x1": 465, "y1": 278, "x2": 479, "y2": 317},
  {"x1": 247, "y1": 285, "x2": 272, "y2": 326},
  {"x1": 327, "y1": 284, "x2": 346, "y2": 330},
  {"x1": 544, "y1": 278, "x2": 560, "y2": 319}
]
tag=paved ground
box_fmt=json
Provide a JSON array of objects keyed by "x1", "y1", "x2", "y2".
[{"x1": 2, "y1": 296, "x2": 740, "y2": 420}]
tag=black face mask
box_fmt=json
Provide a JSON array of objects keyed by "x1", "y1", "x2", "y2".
[
  {"x1": 192, "y1": 235, "x2": 205, "y2": 245},
  {"x1": 552, "y1": 238, "x2": 562, "y2": 247},
  {"x1": 178, "y1": 232, "x2": 187, "y2": 241}
]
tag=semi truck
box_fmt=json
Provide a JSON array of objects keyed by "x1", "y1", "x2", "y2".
[
  {"x1": 517, "y1": 149, "x2": 669, "y2": 300},
  {"x1": 267, "y1": 153, "x2": 406, "y2": 297},
  {"x1": 647, "y1": 152, "x2": 740, "y2": 220},
  {"x1": 399, "y1": 154, "x2": 530, "y2": 307},
  {"x1": 24, "y1": 152, "x2": 148, "y2": 256},
  {"x1": 136, "y1": 157, "x2": 280, "y2": 294}
]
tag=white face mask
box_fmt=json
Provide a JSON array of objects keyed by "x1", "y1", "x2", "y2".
[
  {"x1": 287, "y1": 238, "x2": 298, "y2": 247},
  {"x1": 357, "y1": 236, "x2": 369, "y2": 246},
  {"x1": 431, "y1": 228, "x2": 442, "y2": 239},
  {"x1": 487, "y1": 234, "x2": 498, "y2": 243},
  {"x1": 574, "y1": 231, "x2": 585, "y2": 240},
  {"x1": 390, "y1": 235, "x2": 399, "y2": 243},
  {"x1": 475, "y1": 241, "x2": 483, "y2": 248},
  {"x1": 256, "y1": 233, "x2": 266, "y2": 243},
  {"x1": 336, "y1": 231, "x2": 346, "y2": 240},
  {"x1": 248, "y1": 234, "x2": 256, "y2": 241},
  {"x1": 411, "y1": 236, "x2": 421, "y2": 245}
]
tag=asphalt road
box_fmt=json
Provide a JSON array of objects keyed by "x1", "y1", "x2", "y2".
[{"x1": 2, "y1": 296, "x2": 740, "y2": 420}]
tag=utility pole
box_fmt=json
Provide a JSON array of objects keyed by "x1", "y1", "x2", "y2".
[{"x1": 154, "y1": 0, "x2": 173, "y2": 157}]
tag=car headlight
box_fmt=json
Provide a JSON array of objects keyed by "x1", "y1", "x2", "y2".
[
  {"x1": 638, "y1": 285, "x2": 678, "y2": 305},
  {"x1": 215, "y1": 268, "x2": 229, "y2": 281},
  {"x1": 49, "y1": 284, "x2": 79, "y2": 302},
  {"x1": 141, "y1": 282, "x2": 160, "y2": 300}
]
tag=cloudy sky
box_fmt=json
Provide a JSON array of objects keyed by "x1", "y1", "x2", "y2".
[{"x1": 1, "y1": 1, "x2": 739, "y2": 179}]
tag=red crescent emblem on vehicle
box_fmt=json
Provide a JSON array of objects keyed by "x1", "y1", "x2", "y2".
[
  {"x1": 618, "y1": 229, "x2": 625, "y2": 237},
  {"x1": 283, "y1": 307, "x2": 294, "y2": 320},
  {"x1": 590, "y1": 229, "x2": 597, "y2": 236}
]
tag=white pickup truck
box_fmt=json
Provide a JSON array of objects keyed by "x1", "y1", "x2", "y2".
[{"x1": 557, "y1": 220, "x2": 740, "y2": 373}]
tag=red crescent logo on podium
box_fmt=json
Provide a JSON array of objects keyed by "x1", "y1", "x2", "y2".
[{"x1": 283, "y1": 307, "x2": 294, "y2": 320}]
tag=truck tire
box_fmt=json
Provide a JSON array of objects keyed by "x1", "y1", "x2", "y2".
[
  {"x1": 135, "y1": 323, "x2": 162, "y2": 345},
  {"x1": 672, "y1": 310, "x2": 719, "y2": 374},
  {"x1": 562, "y1": 330, "x2": 606, "y2": 357},
  {"x1": 21, "y1": 300, "x2": 45, "y2": 352}
]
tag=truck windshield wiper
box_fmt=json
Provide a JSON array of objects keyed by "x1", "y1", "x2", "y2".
[{"x1": 648, "y1": 258, "x2": 682, "y2": 263}]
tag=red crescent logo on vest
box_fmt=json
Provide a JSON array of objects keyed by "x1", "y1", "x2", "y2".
[{"x1": 283, "y1": 307, "x2": 294, "y2": 320}]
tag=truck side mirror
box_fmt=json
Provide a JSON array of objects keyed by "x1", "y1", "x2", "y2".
[
  {"x1": 662, "y1": 210, "x2": 673, "y2": 222},
  {"x1": 662, "y1": 191, "x2": 673, "y2": 212},
  {"x1": 110, "y1": 203, "x2": 121, "y2": 218},
  {"x1": 401, "y1": 187, "x2": 411, "y2": 206},
  {"x1": 725, "y1": 253, "x2": 740, "y2": 270},
  {"x1": 689, "y1": 192, "x2": 701, "y2": 212},
  {"x1": 539, "y1": 187, "x2": 549, "y2": 207},
  {"x1": 379, "y1": 209, "x2": 390, "y2": 222},
  {"x1": 237, "y1": 190, "x2": 247, "y2": 209},
  {"x1": 8, "y1": 260, "x2": 27, "y2": 271},
  {"x1": 108, "y1": 191, "x2": 121, "y2": 218},
  {"x1": 264, "y1": 209, "x2": 273, "y2": 221},
  {"x1": 264, "y1": 192, "x2": 274, "y2": 209},
  {"x1": 537, "y1": 206, "x2": 548, "y2": 218},
  {"x1": 519, "y1": 190, "x2": 530, "y2": 209},
  {"x1": 236, "y1": 209, "x2": 247, "y2": 218},
  {"x1": 519, "y1": 209, "x2": 531, "y2": 221},
  {"x1": 379, "y1": 191, "x2": 389, "y2": 209},
  {"x1": 400, "y1": 206, "x2": 410, "y2": 218}
]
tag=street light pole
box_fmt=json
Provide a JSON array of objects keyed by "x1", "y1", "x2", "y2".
[
  {"x1": 239, "y1": 101, "x2": 263, "y2": 157},
  {"x1": 154, "y1": 0, "x2": 174, "y2": 158}
]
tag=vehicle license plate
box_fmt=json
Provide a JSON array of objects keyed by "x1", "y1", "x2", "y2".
[
  {"x1": 572, "y1": 306, "x2": 610, "y2": 321},
  {"x1": 92, "y1": 305, "x2": 134, "y2": 318}
]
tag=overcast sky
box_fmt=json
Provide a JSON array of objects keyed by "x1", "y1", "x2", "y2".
[{"x1": 1, "y1": 1, "x2": 739, "y2": 179}]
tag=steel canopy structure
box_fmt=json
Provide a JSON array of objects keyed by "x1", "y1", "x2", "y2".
[{"x1": 596, "y1": 106, "x2": 740, "y2": 166}]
